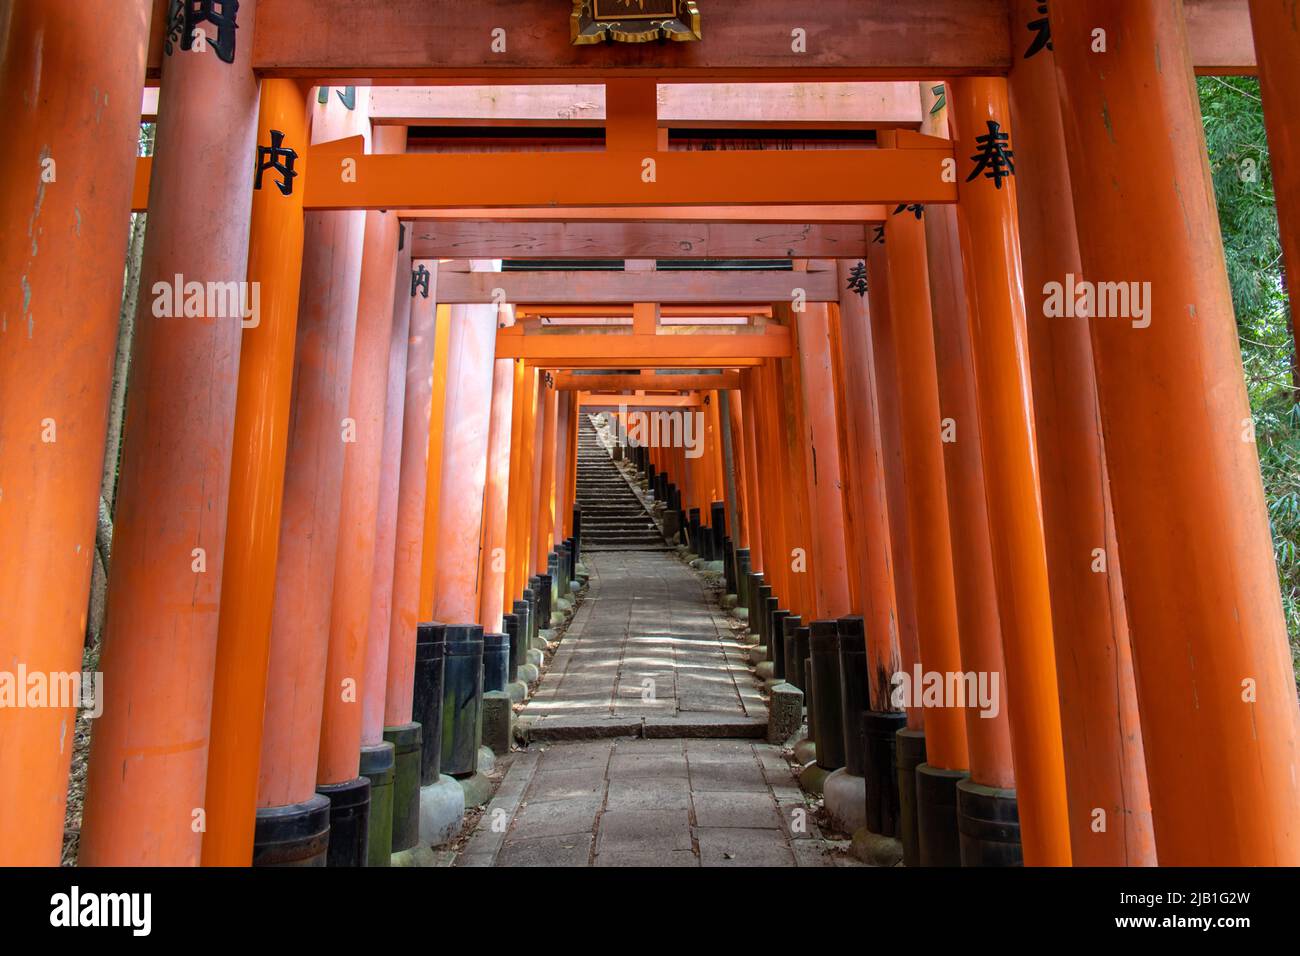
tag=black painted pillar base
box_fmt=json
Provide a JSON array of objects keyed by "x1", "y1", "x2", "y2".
[
  {"x1": 862, "y1": 711, "x2": 908, "y2": 839},
  {"x1": 383, "y1": 721, "x2": 422, "y2": 852},
  {"x1": 769, "y1": 609, "x2": 790, "y2": 680},
  {"x1": 735, "y1": 549, "x2": 752, "y2": 609},
  {"x1": 252, "y1": 794, "x2": 331, "y2": 867},
  {"x1": 895, "y1": 727, "x2": 925, "y2": 866},
  {"x1": 317, "y1": 776, "x2": 371, "y2": 867},
  {"x1": 957, "y1": 779, "x2": 1023, "y2": 866},
  {"x1": 916, "y1": 762, "x2": 968, "y2": 867},
  {"x1": 809, "y1": 620, "x2": 845, "y2": 771},
  {"x1": 782, "y1": 615, "x2": 804, "y2": 690},
  {"x1": 359, "y1": 742, "x2": 395, "y2": 867}
]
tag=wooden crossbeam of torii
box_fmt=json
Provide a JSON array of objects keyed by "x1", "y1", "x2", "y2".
[
  {"x1": 552, "y1": 372, "x2": 742, "y2": 391},
  {"x1": 436, "y1": 269, "x2": 836, "y2": 305},
  {"x1": 408, "y1": 222, "x2": 870, "y2": 260},
  {"x1": 153, "y1": 0, "x2": 1255, "y2": 79},
  {"x1": 495, "y1": 323, "x2": 793, "y2": 367},
  {"x1": 366, "y1": 82, "x2": 924, "y2": 129},
  {"x1": 577, "y1": 393, "x2": 703, "y2": 409},
  {"x1": 300, "y1": 135, "x2": 955, "y2": 211}
]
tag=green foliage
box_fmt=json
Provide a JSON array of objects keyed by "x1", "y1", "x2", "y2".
[{"x1": 1198, "y1": 76, "x2": 1299, "y2": 677}]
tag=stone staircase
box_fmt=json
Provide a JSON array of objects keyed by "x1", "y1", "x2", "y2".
[{"x1": 577, "y1": 414, "x2": 668, "y2": 552}]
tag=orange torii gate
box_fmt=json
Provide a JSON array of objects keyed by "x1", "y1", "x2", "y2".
[{"x1": 0, "y1": 0, "x2": 1297, "y2": 875}]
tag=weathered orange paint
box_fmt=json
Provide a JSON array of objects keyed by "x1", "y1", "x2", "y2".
[
  {"x1": 384, "y1": 272, "x2": 439, "y2": 727},
  {"x1": 1004, "y1": 19, "x2": 1156, "y2": 862},
  {"x1": 480, "y1": 357, "x2": 517, "y2": 631},
  {"x1": 204, "y1": 78, "x2": 313, "y2": 866},
  {"x1": 253, "y1": 92, "x2": 371, "y2": 810},
  {"x1": 1051, "y1": 1, "x2": 1300, "y2": 865},
  {"x1": 362, "y1": 227, "x2": 415, "y2": 747},
  {"x1": 0, "y1": 0, "x2": 149, "y2": 866},
  {"x1": 948, "y1": 76, "x2": 1071, "y2": 866},
  {"x1": 80, "y1": 4, "x2": 261, "y2": 865},
  {"x1": 318, "y1": 125, "x2": 407, "y2": 787},
  {"x1": 432, "y1": 297, "x2": 500, "y2": 625}
]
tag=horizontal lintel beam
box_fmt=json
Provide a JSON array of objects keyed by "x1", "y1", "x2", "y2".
[
  {"x1": 409, "y1": 222, "x2": 868, "y2": 260},
  {"x1": 230, "y1": 0, "x2": 1254, "y2": 79},
  {"x1": 554, "y1": 372, "x2": 742, "y2": 391},
  {"x1": 440, "y1": 270, "x2": 836, "y2": 305},
  {"x1": 303, "y1": 145, "x2": 955, "y2": 211},
  {"x1": 577, "y1": 393, "x2": 702, "y2": 409},
  {"x1": 501, "y1": 331, "x2": 792, "y2": 363}
]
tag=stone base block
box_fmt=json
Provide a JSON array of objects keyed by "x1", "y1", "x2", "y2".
[
  {"x1": 755, "y1": 661, "x2": 775, "y2": 681},
  {"x1": 824, "y1": 769, "x2": 868, "y2": 835},
  {"x1": 482, "y1": 691, "x2": 513, "y2": 756},
  {"x1": 506, "y1": 680, "x2": 528, "y2": 702},
  {"x1": 767, "y1": 682, "x2": 804, "y2": 744},
  {"x1": 748, "y1": 645, "x2": 769, "y2": 666},
  {"x1": 477, "y1": 746, "x2": 496, "y2": 775},
  {"x1": 518, "y1": 662, "x2": 540, "y2": 683},
  {"x1": 418, "y1": 775, "x2": 466, "y2": 847},
  {"x1": 525, "y1": 649, "x2": 544, "y2": 669},
  {"x1": 793, "y1": 738, "x2": 816, "y2": 765}
]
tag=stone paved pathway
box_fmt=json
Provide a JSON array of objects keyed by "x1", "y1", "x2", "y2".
[{"x1": 456, "y1": 550, "x2": 846, "y2": 867}]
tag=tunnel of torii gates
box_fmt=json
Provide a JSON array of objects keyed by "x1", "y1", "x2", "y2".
[{"x1": 1, "y1": 0, "x2": 1299, "y2": 870}]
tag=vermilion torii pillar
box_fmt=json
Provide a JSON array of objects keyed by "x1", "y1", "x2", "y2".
[
  {"x1": 790, "y1": 308, "x2": 852, "y2": 621},
  {"x1": 948, "y1": 76, "x2": 1072, "y2": 867},
  {"x1": 835, "y1": 262, "x2": 904, "y2": 713},
  {"x1": 1249, "y1": 0, "x2": 1300, "y2": 387},
  {"x1": 386, "y1": 267, "x2": 437, "y2": 721},
  {"x1": 534, "y1": 383, "x2": 560, "y2": 577},
  {"x1": 254, "y1": 89, "x2": 371, "y2": 864},
  {"x1": 419, "y1": 303, "x2": 453, "y2": 621},
  {"x1": 882, "y1": 208, "x2": 972, "y2": 864},
  {"x1": 795, "y1": 305, "x2": 852, "y2": 619},
  {"x1": 203, "y1": 78, "x2": 312, "y2": 867},
  {"x1": 1050, "y1": 0, "x2": 1300, "y2": 864},
  {"x1": 80, "y1": 1, "x2": 261, "y2": 867},
  {"x1": 357, "y1": 220, "x2": 414, "y2": 864},
  {"x1": 865, "y1": 238, "x2": 924, "y2": 734},
  {"x1": 383, "y1": 262, "x2": 437, "y2": 852},
  {"x1": 318, "y1": 127, "x2": 407, "y2": 841},
  {"x1": 0, "y1": 0, "x2": 148, "y2": 866},
  {"x1": 921, "y1": 191, "x2": 1018, "y2": 803},
  {"x1": 480, "y1": 354, "x2": 517, "y2": 632},
  {"x1": 432, "y1": 289, "x2": 502, "y2": 625},
  {"x1": 1005, "y1": 4, "x2": 1156, "y2": 866}
]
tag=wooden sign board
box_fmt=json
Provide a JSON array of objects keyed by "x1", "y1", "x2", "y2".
[{"x1": 571, "y1": 0, "x2": 702, "y2": 44}]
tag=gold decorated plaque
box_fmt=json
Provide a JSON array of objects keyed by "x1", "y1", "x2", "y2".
[{"x1": 571, "y1": 0, "x2": 702, "y2": 44}]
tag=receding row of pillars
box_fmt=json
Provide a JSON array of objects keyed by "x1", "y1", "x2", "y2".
[
  {"x1": 588, "y1": 4, "x2": 1300, "y2": 867},
  {"x1": 1, "y1": 0, "x2": 1299, "y2": 866}
]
